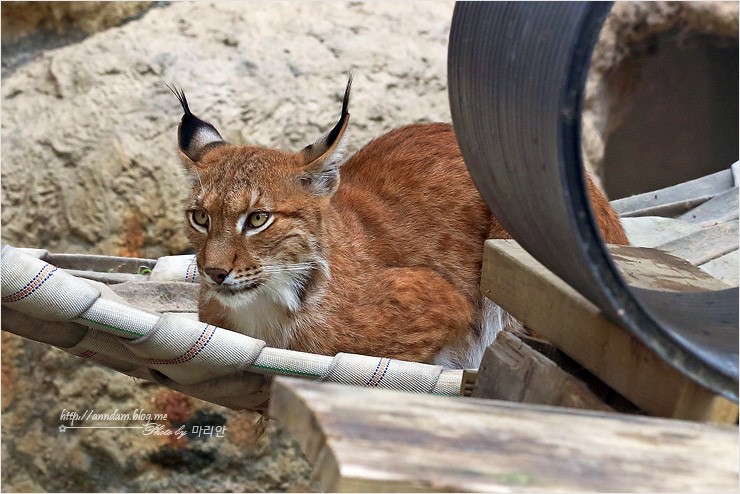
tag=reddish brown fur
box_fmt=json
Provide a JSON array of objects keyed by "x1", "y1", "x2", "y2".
[{"x1": 184, "y1": 122, "x2": 627, "y2": 364}]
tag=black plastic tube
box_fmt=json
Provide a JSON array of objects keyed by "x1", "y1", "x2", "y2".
[{"x1": 448, "y1": 1, "x2": 738, "y2": 400}]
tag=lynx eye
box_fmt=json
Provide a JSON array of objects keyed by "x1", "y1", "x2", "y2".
[
  {"x1": 247, "y1": 211, "x2": 270, "y2": 229},
  {"x1": 189, "y1": 209, "x2": 210, "y2": 231}
]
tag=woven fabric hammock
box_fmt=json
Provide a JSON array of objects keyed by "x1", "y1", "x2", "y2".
[{"x1": 1, "y1": 245, "x2": 464, "y2": 410}]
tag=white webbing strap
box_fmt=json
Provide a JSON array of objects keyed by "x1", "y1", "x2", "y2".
[
  {"x1": 434, "y1": 368, "x2": 467, "y2": 395},
  {"x1": 252, "y1": 347, "x2": 333, "y2": 379},
  {"x1": 2, "y1": 305, "x2": 274, "y2": 409},
  {"x1": 65, "y1": 329, "x2": 146, "y2": 373},
  {"x1": 16, "y1": 247, "x2": 49, "y2": 259},
  {"x1": 1, "y1": 246, "x2": 464, "y2": 399},
  {"x1": 1, "y1": 245, "x2": 100, "y2": 321},
  {"x1": 77, "y1": 297, "x2": 159, "y2": 339},
  {"x1": 121, "y1": 313, "x2": 266, "y2": 385},
  {"x1": 73, "y1": 327, "x2": 147, "y2": 367},
  {"x1": 323, "y1": 353, "x2": 443, "y2": 393},
  {"x1": 150, "y1": 255, "x2": 199, "y2": 283}
]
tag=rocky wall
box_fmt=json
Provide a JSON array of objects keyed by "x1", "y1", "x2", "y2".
[
  {"x1": 1, "y1": 1, "x2": 454, "y2": 259},
  {"x1": 2, "y1": 2, "x2": 152, "y2": 42}
]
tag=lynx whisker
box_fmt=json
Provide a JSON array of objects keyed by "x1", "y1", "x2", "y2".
[
  {"x1": 262, "y1": 261, "x2": 318, "y2": 268},
  {"x1": 261, "y1": 267, "x2": 314, "y2": 274},
  {"x1": 260, "y1": 262, "x2": 318, "y2": 274}
]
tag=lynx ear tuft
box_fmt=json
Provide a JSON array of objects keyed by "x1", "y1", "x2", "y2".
[
  {"x1": 299, "y1": 75, "x2": 352, "y2": 196},
  {"x1": 167, "y1": 84, "x2": 226, "y2": 163}
]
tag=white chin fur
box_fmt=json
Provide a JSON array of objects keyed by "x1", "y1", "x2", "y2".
[
  {"x1": 205, "y1": 270, "x2": 306, "y2": 348},
  {"x1": 263, "y1": 271, "x2": 303, "y2": 312},
  {"x1": 207, "y1": 285, "x2": 261, "y2": 309}
]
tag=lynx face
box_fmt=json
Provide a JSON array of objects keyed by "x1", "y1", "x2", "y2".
[
  {"x1": 183, "y1": 146, "x2": 330, "y2": 313},
  {"x1": 170, "y1": 79, "x2": 350, "y2": 343}
]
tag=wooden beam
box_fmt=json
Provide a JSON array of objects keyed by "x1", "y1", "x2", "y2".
[
  {"x1": 460, "y1": 369, "x2": 478, "y2": 397},
  {"x1": 61, "y1": 269, "x2": 149, "y2": 284},
  {"x1": 270, "y1": 378, "x2": 739, "y2": 493},
  {"x1": 656, "y1": 220, "x2": 739, "y2": 265},
  {"x1": 473, "y1": 332, "x2": 613, "y2": 412},
  {"x1": 621, "y1": 216, "x2": 703, "y2": 248},
  {"x1": 481, "y1": 240, "x2": 737, "y2": 422},
  {"x1": 43, "y1": 252, "x2": 157, "y2": 272},
  {"x1": 608, "y1": 244, "x2": 729, "y2": 291},
  {"x1": 679, "y1": 186, "x2": 739, "y2": 226},
  {"x1": 611, "y1": 169, "x2": 733, "y2": 218},
  {"x1": 700, "y1": 250, "x2": 739, "y2": 287}
]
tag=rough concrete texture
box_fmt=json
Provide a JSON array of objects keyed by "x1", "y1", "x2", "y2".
[
  {"x1": 1, "y1": 1, "x2": 737, "y2": 492},
  {"x1": 1, "y1": 2, "x2": 152, "y2": 42},
  {"x1": 2, "y1": 330, "x2": 315, "y2": 492},
  {"x1": 1, "y1": 2, "x2": 155, "y2": 76},
  {"x1": 2, "y1": 1, "x2": 454, "y2": 259},
  {"x1": 583, "y1": 1, "x2": 739, "y2": 187}
]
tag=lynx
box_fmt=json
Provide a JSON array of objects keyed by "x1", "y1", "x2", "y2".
[{"x1": 171, "y1": 78, "x2": 628, "y2": 368}]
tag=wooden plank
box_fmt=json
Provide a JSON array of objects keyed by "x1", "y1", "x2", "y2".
[
  {"x1": 460, "y1": 369, "x2": 478, "y2": 397},
  {"x1": 672, "y1": 378, "x2": 740, "y2": 425},
  {"x1": 473, "y1": 332, "x2": 613, "y2": 412},
  {"x1": 516, "y1": 335, "x2": 643, "y2": 413},
  {"x1": 679, "y1": 186, "x2": 739, "y2": 226},
  {"x1": 732, "y1": 161, "x2": 739, "y2": 187},
  {"x1": 611, "y1": 169, "x2": 733, "y2": 217},
  {"x1": 270, "y1": 378, "x2": 739, "y2": 493},
  {"x1": 481, "y1": 239, "x2": 737, "y2": 422},
  {"x1": 656, "y1": 220, "x2": 739, "y2": 265},
  {"x1": 700, "y1": 250, "x2": 740, "y2": 287},
  {"x1": 621, "y1": 216, "x2": 703, "y2": 247},
  {"x1": 608, "y1": 245, "x2": 729, "y2": 291}
]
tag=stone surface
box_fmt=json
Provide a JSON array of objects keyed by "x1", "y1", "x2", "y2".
[
  {"x1": 1, "y1": 2, "x2": 155, "y2": 76},
  {"x1": 2, "y1": 1, "x2": 455, "y2": 259},
  {"x1": 1, "y1": 2, "x2": 152, "y2": 42}
]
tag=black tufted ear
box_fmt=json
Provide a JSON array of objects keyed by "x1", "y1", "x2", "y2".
[
  {"x1": 167, "y1": 84, "x2": 226, "y2": 163},
  {"x1": 298, "y1": 75, "x2": 352, "y2": 196}
]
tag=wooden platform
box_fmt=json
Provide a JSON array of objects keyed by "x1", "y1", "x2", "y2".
[
  {"x1": 480, "y1": 240, "x2": 737, "y2": 422},
  {"x1": 615, "y1": 162, "x2": 739, "y2": 286},
  {"x1": 270, "y1": 377, "x2": 739, "y2": 493},
  {"x1": 475, "y1": 164, "x2": 739, "y2": 422}
]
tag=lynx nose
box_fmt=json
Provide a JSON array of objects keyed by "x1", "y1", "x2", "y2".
[{"x1": 204, "y1": 267, "x2": 229, "y2": 285}]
